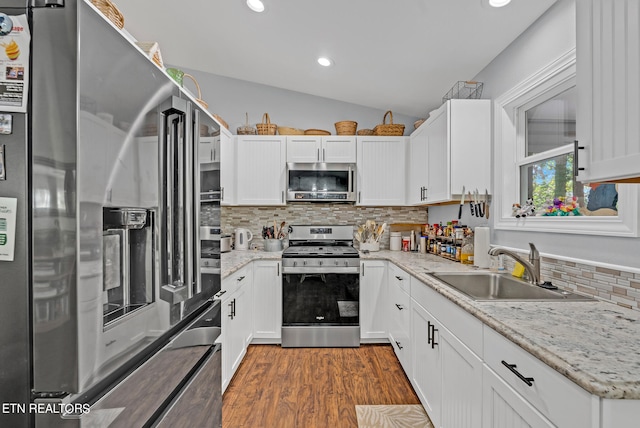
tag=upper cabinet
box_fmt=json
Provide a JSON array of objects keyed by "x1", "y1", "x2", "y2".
[
  {"x1": 356, "y1": 136, "x2": 408, "y2": 206},
  {"x1": 286, "y1": 136, "x2": 356, "y2": 163},
  {"x1": 235, "y1": 136, "x2": 287, "y2": 205},
  {"x1": 219, "y1": 127, "x2": 235, "y2": 205},
  {"x1": 409, "y1": 99, "x2": 491, "y2": 205},
  {"x1": 576, "y1": 0, "x2": 640, "y2": 183}
]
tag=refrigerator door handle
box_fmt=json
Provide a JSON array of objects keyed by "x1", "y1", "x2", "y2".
[{"x1": 160, "y1": 97, "x2": 190, "y2": 304}]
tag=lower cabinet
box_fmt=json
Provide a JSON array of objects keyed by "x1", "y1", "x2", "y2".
[
  {"x1": 482, "y1": 365, "x2": 555, "y2": 428},
  {"x1": 388, "y1": 268, "x2": 411, "y2": 372},
  {"x1": 221, "y1": 266, "x2": 253, "y2": 393},
  {"x1": 360, "y1": 260, "x2": 388, "y2": 340},
  {"x1": 252, "y1": 260, "x2": 282, "y2": 341},
  {"x1": 411, "y1": 294, "x2": 482, "y2": 428}
]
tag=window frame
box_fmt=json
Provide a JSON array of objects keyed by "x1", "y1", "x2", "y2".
[{"x1": 493, "y1": 49, "x2": 640, "y2": 237}]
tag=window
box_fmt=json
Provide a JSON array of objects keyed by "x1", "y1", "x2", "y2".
[
  {"x1": 493, "y1": 49, "x2": 639, "y2": 236},
  {"x1": 516, "y1": 86, "x2": 618, "y2": 216}
]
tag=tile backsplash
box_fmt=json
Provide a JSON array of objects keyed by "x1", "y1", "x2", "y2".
[
  {"x1": 219, "y1": 204, "x2": 428, "y2": 249},
  {"x1": 500, "y1": 254, "x2": 640, "y2": 312}
]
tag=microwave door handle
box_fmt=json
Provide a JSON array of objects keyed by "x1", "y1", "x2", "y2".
[{"x1": 349, "y1": 166, "x2": 354, "y2": 193}]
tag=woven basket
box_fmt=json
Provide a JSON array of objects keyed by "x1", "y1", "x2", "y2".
[
  {"x1": 373, "y1": 111, "x2": 405, "y2": 136},
  {"x1": 91, "y1": 0, "x2": 124, "y2": 29},
  {"x1": 135, "y1": 42, "x2": 163, "y2": 68},
  {"x1": 213, "y1": 114, "x2": 229, "y2": 130},
  {"x1": 183, "y1": 74, "x2": 208, "y2": 110},
  {"x1": 256, "y1": 113, "x2": 277, "y2": 135},
  {"x1": 237, "y1": 113, "x2": 257, "y2": 135},
  {"x1": 335, "y1": 121, "x2": 357, "y2": 135},
  {"x1": 357, "y1": 129, "x2": 374, "y2": 136},
  {"x1": 304, "y1": 129, "x2": 331, "y2": 136},
  {"x1": 278, "y1": 126, "x2": 305, "y2": 135}
]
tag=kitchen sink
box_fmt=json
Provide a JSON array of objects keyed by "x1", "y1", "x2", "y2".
[{"x1": 430, "y1": 272, "x2": 595, "y2": 302}]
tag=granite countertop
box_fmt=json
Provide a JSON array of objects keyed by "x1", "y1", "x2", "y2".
[{"x1": 221, "y1": 249, "x2": 640, "y2": 400}]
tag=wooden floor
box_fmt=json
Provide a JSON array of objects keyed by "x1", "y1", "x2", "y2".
[{"x1": 223, "y1": 344, "x2": 420, "y2": 428}]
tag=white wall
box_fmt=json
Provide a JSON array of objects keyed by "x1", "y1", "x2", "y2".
[
  {"x1": 428, "y1": 0, "x2": 640, "y2": 269},
  {"x1": 174, "y1": 66, "x2": 420, "y2": 135}
]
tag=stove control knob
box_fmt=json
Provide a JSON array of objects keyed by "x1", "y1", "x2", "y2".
[
  {"x1": 303, "y1": 260, "x2": 307, "y2": 266},
  {"x1": 334, "y1": 260, "x2": 339, "y2": 265},
  {"x1": 344, "y1": 261, "x2": 349, "y2": 266},
  {"x1": 293, "y1": 261, "x2": 297, "y2": 267},
  {"x1": 319, "y1": 260, "x2": 323, "y2": 266}
]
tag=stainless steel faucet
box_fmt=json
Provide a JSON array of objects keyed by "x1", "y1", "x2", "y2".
[{"x1": 488, "y1": 243, "x2": 541, "y2": 285}]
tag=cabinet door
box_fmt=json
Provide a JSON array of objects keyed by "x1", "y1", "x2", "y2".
[
  {"x1": 440, "y1": 328, "x2": 483, "y2": 428},
  {"x1": 220, "y1": 130, "x2": 235, "y2": 205},
  {"x1": 322, "y1": 136, "x2": 357, "y2": 163},
  {"x1": 577, "y1": 0, "x2": 640, "y2": 182},
  {"x1": 221, "y1": 287, "x2": 247, "y2": 393},
  {"x1": 425, "y1": 105, "x2": 449, "y2": 203},
  {"x1": 286, "y1": 136, "x2": 321, "y2": 163},
  {"x1": 411, "y1": 300, "x2": 442, "y2": 428},
  {"x1": 359, "y1": 260, "x2": 387, "y2": 340},
  {"x1": 408, "y1": 126, "x2": 429, "y2": 205},
  {"x1": 388, "y1": 277, "x2": 411, "y2": 372},
  {"x1": 252, "y1": 260, "x2": 282, "y2": 341},
  {"x1": 357, "y1": 137, "x2": 407, "y2": 206},
  {"x1": 236, "y1": 136, "x2": 286, "y2": 205},
  {"x1": 482, "y1": 365, "x2": 554, "y2": 428}
]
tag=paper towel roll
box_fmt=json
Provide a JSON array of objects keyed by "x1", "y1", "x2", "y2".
[{"x1": 474, "y1": 226, "x2": 491, "y2": 268}]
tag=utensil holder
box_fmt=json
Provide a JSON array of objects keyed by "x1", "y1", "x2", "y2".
[{"x1": 263, "y1": 239, "x2": 283, "y2": 252}]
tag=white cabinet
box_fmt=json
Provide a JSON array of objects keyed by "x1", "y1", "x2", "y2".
[
  {"x1": 236, "y1": 136, "x2": 286, "y2": 205},
  {"x1": 356, "y1": 136, "x2": 408, "y2": 206},
  {"x1": 482, "y1": 365, "x2": 555, "y2": 428},
  {"x1": 408, "y1": 124, "x2": 429, "y2": 205},
  {"x1": 410, "y1": 99, "x2": 491, "y2": 204},
  {"x1": 252, "y1": 260, "x2": 282, "y2": 342},
  {"x1": 576, "y1": 0, "x2": 640, "y2": 182},
  {"x1": 220, "y1": 264, "x2": 253, "y2": 393},
  {"x1": 410, "y1": 275, "x2": 483, "y2": 428},
  {"x1": 359, "y1": 260, "x2": 388, "y2": 341},
  {"x1": 388, "y1": 264, "x2": 411, "y2": 372},
  {"x1": 219, "y1": 128, "x2": 235, "y2": 205},
  {"x1": 483, "y1": 325, "x2": 593, "y2": 428},
  {"x1": 286, "y1": 136, "x2": 356, "y2": 163}
]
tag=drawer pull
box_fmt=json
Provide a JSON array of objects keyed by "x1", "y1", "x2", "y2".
[
  {"x1": 395, "y1": 275, "x2": 404, "y2": 281},
  {"x1": 428, "y1": 321, "x2": 438, "y2": 349},
  {"x1": 395, "y1": 341, "x2": 403, "y2": 350},
  {"x1": 395, "y1": 303, "x2": 404, "y2": 310},
  {"x1": 501, "y1": 360, "x2": 534, "y2": 387},
  {"x1": 237, "y1": 276, "x2": 245, "y2": 282}
]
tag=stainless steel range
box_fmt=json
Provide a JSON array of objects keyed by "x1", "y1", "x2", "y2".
[{"x1": 281, "y1": 225, "x2": 360, "y2": 347}]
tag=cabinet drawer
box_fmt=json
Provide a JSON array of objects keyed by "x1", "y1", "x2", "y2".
[
  {"x1": 221, "y1": 264, "x2": 252, "y2": 294},
  {"x1": 410, "y1": 275, "x2": 482, "y2": 356},
  {"x1": 483, "y1": 325, "x2": 593, "y2": 428},
  {"x1": 388, "y1": 263, "x2": 410, "y2": 294}
]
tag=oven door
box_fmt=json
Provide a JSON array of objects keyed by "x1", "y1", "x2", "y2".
[{"x1": 282, "y1": 269, "x2": 360, "y2": 347}]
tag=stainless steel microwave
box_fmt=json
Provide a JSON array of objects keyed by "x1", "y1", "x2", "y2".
[{"x1": 286, "y1": 163, "x2": 356, "y2": 202}]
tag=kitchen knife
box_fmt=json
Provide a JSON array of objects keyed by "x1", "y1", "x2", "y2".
[
  {"x1": 485, "y1": 189, "x2": 490, "y2": 219},
  {"x1": 458, "y1": 186, "x2": 465, "y2": 220},
  {"x1": 469, "y1": 191, "x2": 475, "y2": 216},
  {"x1": 476, "y1": 189, "x2": 484, "y2": 218}
]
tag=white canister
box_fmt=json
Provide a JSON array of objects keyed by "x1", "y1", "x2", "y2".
[
  {"x1": 419, "y1": 236, "x2": 427, "y2": 253},
  {"x1": 390, "y1": 232, "x2": 402, "y2": 251}
]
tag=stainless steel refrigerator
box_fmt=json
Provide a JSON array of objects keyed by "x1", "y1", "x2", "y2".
[{"x1": 0, "y1": 1, "x2": 221, "y2": 426}]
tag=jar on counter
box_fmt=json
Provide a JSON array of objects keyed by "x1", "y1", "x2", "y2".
[
  {"x1": 402, "y1": 237, "x2": 410, "y2": 252},
  {"x1": 390, "y1": 232, "x2": 402, "y2": 251}
]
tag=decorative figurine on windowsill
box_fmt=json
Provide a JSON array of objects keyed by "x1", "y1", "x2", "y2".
[{"x1": 512, "y1": 198, "x2": 536, "y2": 218}]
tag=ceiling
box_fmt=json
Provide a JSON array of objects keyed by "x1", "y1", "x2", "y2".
[{"x1": 114, "y1": 0, "x2": 558, "y2": 117}]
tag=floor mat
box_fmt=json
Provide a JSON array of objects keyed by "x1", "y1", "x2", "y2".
[
  {"x1": 356, "y1": 405, "x2": 433, "y2": 428},
  {"x1": 337, "y1": 300, "x2": 358, "y2": 317}
]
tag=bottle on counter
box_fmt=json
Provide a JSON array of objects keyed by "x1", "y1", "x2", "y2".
[
  {"x1": 461, "y1": 234, "x2": 474, "y2": 265},
  {"x1": 410, "y1": 230, "x2": 416, "y2": 251}
]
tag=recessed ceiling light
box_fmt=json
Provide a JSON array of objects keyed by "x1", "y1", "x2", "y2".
[
  {"x1": 489, "y1": 0, "x2": 511, "y2": 7},
  {"x1": 246, "y1": 0, "x2": 265, "y2": 13},
  {"x1": 317, "y1": 57, "x2": 333, "y2": 67}
]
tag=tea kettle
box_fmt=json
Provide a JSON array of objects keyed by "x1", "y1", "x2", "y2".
[{"x1": 234, "y1": 228, "x2": 253, "y2": 250}]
